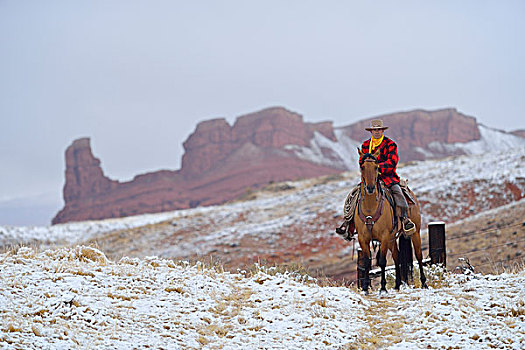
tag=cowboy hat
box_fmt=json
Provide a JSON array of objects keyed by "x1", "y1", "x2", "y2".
[{"x1": 365, "y1": 119, "x2": 389, "y2": 131}]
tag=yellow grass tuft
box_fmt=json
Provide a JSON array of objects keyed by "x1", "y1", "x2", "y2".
[
  {"x1": 5, "y1": 323, "x2": 22, "y2": 333},
  {"x1": 197, "y1": 336, "x2": 209, "y2": 345},
  {"x1": 107, "y1": 291, "x2": 135, "y2": 301},
  {"x1": 165, "y1": 286, "x2": 185, "y2": 294},
  {"x1": 197, "y1": 324, "x2": 232, "y2": 338},
  {"x1": 75, "y1": 246, "x2": 108, "y2": 265},
  {"x1": 311, "y1": 298, "x2": 328, "y2": 308}
]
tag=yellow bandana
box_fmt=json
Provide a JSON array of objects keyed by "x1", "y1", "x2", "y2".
[{"x1": 369, "y1": 135, "x2": 384, "y2": 154}]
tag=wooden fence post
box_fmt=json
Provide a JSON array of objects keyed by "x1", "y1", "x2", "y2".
[{"x1": 428, "y1": 221, "x2": 446, "y2": 267}]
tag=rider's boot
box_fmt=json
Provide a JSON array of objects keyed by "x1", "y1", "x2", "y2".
[
  {"x1": 400, "y1": 207, "x2": 415, "y2": 235},
  {"x1": 336, "y1": 220, "x2": 355, "y2": 240}
]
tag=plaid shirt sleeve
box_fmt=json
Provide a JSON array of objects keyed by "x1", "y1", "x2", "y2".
[{"x1": 378, "y1": 139, "x2": 398, "y2": 176}]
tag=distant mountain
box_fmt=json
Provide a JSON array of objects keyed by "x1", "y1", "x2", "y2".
[{"x1": 52, "y1": 107, "x2": 525, "y2": 224}]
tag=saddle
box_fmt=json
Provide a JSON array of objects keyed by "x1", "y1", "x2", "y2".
[
  {"x1": 399, "y1": 178, "x2": 416, "y2": 205},
  {"x1": 337, "y1": 178, "x2": 415, "y2": 239}
]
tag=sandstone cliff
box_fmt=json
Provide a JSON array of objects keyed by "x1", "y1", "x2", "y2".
[
  {"x1": 53, "y1": 106, "x2": 484, "y2": 224},
  {"x1": 53, "y1": 108, "x2": 341, "y2": 223}
]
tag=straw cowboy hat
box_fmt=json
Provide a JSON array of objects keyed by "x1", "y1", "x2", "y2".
[{"x1": 365, "y1": 119, "x2": 389, "y2": 131}]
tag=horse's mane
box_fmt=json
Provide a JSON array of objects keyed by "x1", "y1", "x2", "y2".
[{"x1": 359, "y1": 152, "x2": 377, "y2": 165}]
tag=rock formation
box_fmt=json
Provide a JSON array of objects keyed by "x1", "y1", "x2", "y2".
[
  {"x1": 53, "y1": 106, "x2": 484, "y2": 224},
  {"x1": 511, "y1": 129, "x2": 525, "y2": 138},
  {"x1": 53, "y1": 108, "x2": 342, "y2": 223}
]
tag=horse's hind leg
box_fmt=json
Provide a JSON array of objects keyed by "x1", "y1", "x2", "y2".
[
  {"x1": 412, "y1": 231, "x2": 427, "y2": 288},
  {"x1": 390, "y1": 242, "x2": 401, "y2": 290}
]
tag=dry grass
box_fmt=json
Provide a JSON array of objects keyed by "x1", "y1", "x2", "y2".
[
  {"x1": 311, "y1": 298, "x2": 328, "y2": 308},
  {"x1": 164, "y1": 286, "x2": 185, "y2": 294},
  {"x1": 74, "y1": 245, "x2": 108, "y2": 265},
  {"x1": 0, "y1": 243, "x2": 41, "y2": 257},
  {"x1": 197, "y1": 323, "x2": 232, "y2": 338},
  {"x1": 486, "y1": 258, "x2": 525, "y2": 275},
  {"x1": 310, "y1": 173, "x2": 345, "y2": 186},
  {"x1": 443, "y1": 200, "x2": 525, "y2": 275}
]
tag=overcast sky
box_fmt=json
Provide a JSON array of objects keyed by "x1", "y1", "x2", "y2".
[{"x1": 1, "y1": 1, "x2": 524, "y2": 226}]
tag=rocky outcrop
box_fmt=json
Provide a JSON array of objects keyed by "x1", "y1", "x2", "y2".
[
  {"x1": 61, "y1": 138, "x2": 118, "y2": 202},
  {"x1": 180, "y1": 108, "x2": 337, "y2": 178},
  {"x1": 511, "y1": 129, "x2": 525, "y2": 138},
  {"x1": 53, "y1": 139, "x2": 120, "y2": 224},
  {"x1": 53, "y1": 106, "x2": 484, "y2": 224},
  {"x1": 53, "y1": 108, "x2": 341, "y2": 224}
]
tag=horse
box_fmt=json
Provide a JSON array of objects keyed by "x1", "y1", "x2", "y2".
[{"x1": 355, "y1": 148, "x2": 427, "y2": 293}]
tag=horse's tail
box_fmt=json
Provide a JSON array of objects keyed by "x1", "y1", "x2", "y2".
[{"x1": 399, "y1": 235, "x2": 413, "y2": 283}]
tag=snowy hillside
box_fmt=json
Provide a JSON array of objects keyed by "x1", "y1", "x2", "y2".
[
  {"x1": 1, "y1": 147, "x2": 523, "y2": 256},
  {"x1": 427, "y1": 124, "x2": 525, "y2": 156},
  {"x1": 1, "y1": 246, "x2": 523, "y2": 349},
  {"x1": 287, "y1": 124, "x2": 525, "y2": 172}
]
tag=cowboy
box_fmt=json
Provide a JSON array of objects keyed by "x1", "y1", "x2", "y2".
[{"x1": 336, "y1": 119, "x2": 415, "y2": 239}]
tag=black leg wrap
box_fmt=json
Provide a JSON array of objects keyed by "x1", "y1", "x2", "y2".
[
  {"x1": 364, "y1": 257, "x2": 372, "y2": 271},
  {"x1": 378, "y1": 254, "x2": 387, "y2": 268}
]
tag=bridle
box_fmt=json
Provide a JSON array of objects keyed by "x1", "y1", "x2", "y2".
[
  {"x1": 358, "y1": 154, "x2": 385, "y2": 234},
  {"x1": 359, "y1": 155, "x2": 382, "y2": 200}
]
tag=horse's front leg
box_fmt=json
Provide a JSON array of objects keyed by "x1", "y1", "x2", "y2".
[
  {"x1": 378, "y1": 238, "x2": 390, "y2": 293},
  {"x1": 358, "y1": 236, "x2": 372, "y2": 294}
]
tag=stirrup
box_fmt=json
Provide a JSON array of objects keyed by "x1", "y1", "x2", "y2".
[
  {"x1": 402, "y1": 219, "x2": 416, "y2": 237},
  {"x1": 335, "y1": 222, "x2": 347, "y2": 235}
]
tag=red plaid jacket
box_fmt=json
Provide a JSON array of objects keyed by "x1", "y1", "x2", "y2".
[{"x1": 360, "y1": 136, "x2": 400, "y2": 187}]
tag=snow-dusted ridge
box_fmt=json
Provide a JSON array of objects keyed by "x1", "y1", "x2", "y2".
[
  {"x1": 286, "y1": 124, "x2": 525, "y2": 171},
  {"x1": 1, "y1": 146, "x2": 524, "y2": 251},
  {"x1": 426, "y1": 124, "x2": 525, "y2": 156},
  {"x1": 284, "y1": 130, "x2": 361, "y2": 171},
  {"x1": 0, "y1": 205, "x2": 215, "y2": 247}
]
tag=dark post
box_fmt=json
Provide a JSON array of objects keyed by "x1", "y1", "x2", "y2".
[
  {"x1": 357, "y1": 248, "x2": 366, "y2": 289},
  {"x1": 428, "y1": 221, "x2": 446, "y2": 267}
]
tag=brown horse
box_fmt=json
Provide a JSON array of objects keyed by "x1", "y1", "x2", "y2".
[{"x1": 355, "y1": 148, "x2": 427, "y2": 293}]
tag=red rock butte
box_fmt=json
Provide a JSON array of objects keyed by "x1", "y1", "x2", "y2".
[{"x1": 53, "y1": 106, "x2": 484, "y2": 224}]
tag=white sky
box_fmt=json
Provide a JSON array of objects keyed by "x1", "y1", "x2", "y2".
[{"x1": 1, "y1": 0, "x2": 524, "y2": 225}]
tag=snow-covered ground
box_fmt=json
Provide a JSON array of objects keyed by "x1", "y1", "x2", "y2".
[{"x1": 1, "y1": 246, "x2": 523, "y2": 349}]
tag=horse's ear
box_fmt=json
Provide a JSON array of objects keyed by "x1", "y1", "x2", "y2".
[{"x1": 372, "y1": 148, "x2": 380, "y2": 160}]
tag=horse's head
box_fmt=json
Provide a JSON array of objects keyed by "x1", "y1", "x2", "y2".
[{"x1": 358, "y1": 148, "x2": 380, "y2": 195}]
